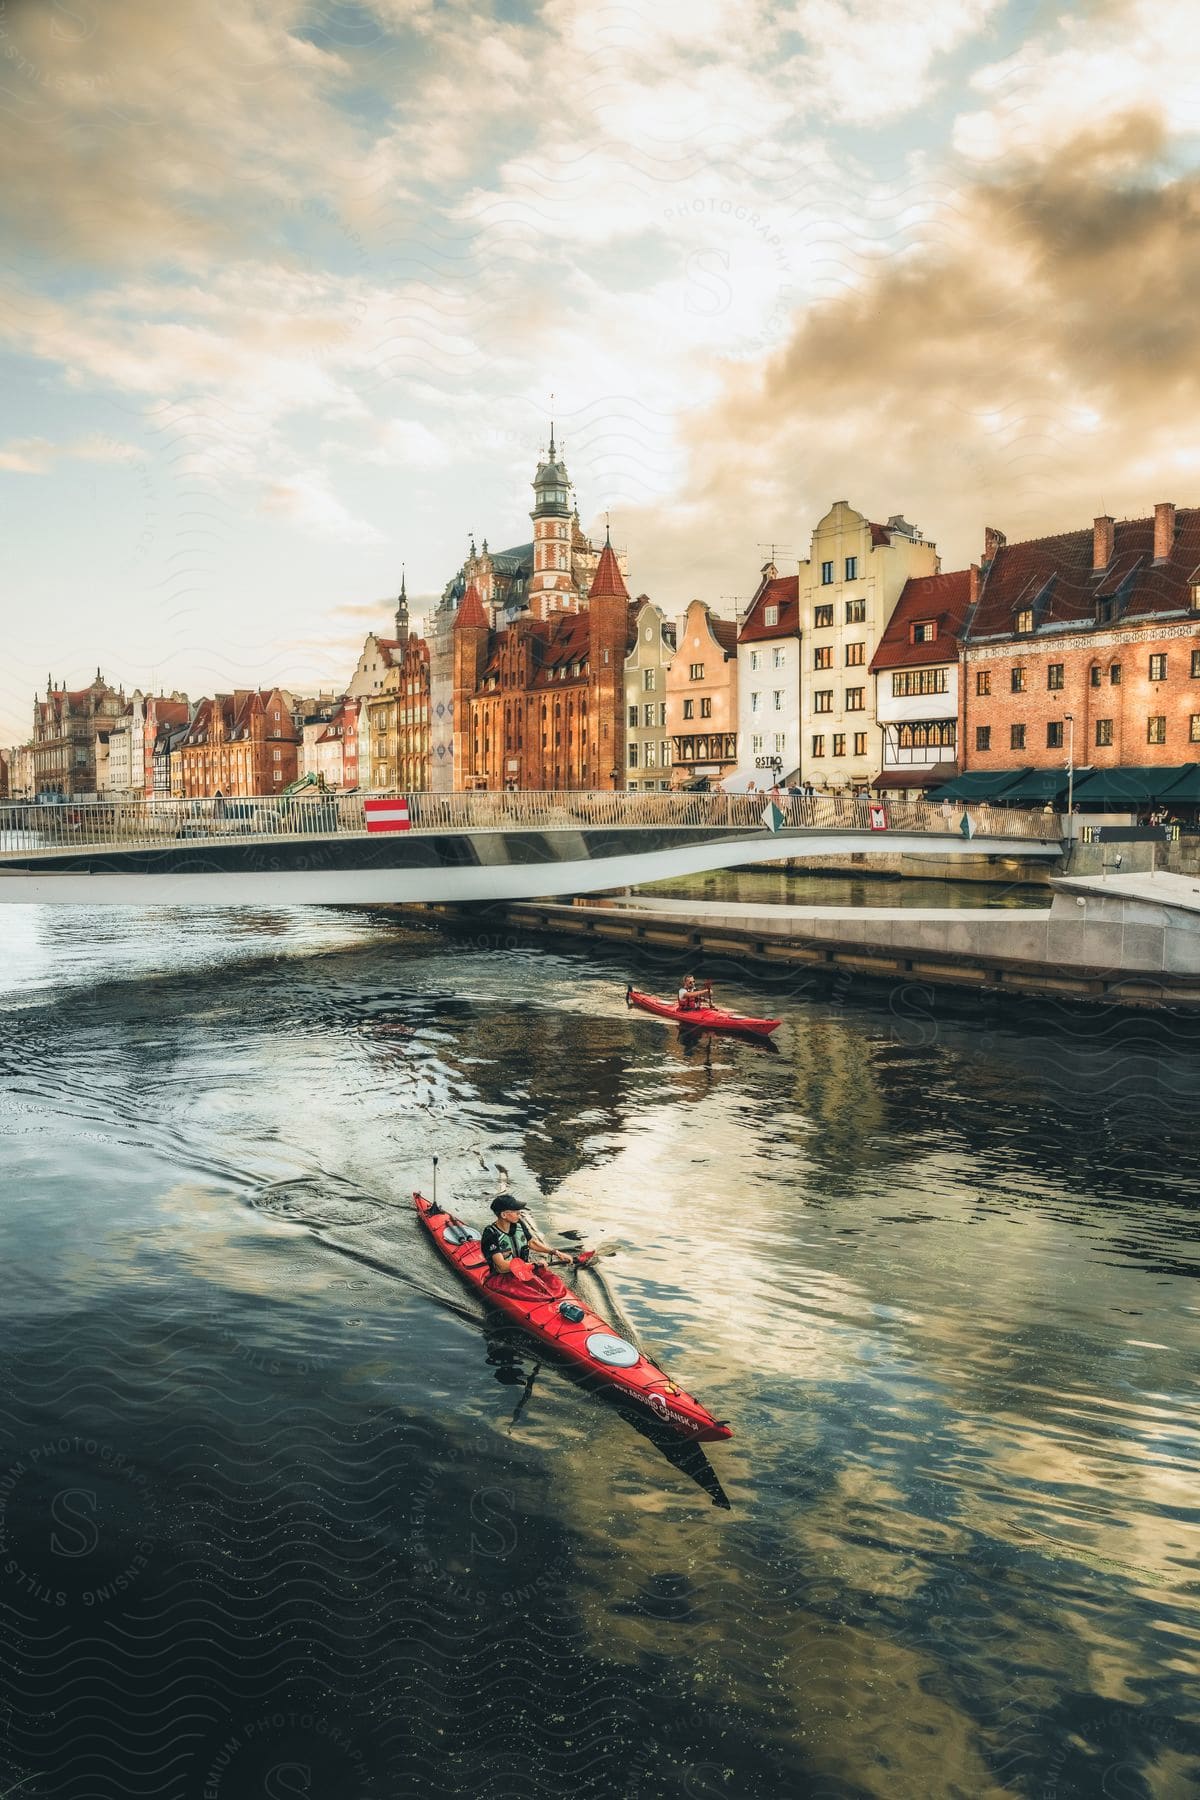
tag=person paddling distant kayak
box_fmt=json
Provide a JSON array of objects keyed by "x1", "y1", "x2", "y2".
[
  {"x1": 677, "y1": 974, "x2": 713, "y2": 1012},
  {"x1": 480, "y1": 1196, "x2": 571, "y2": 1301}
]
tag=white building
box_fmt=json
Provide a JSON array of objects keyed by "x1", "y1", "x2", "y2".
[
  {"x1": 736, "y1": 564, "x2": 802, "y2": 783},
  {"x1": 871, "y1": 568, "x2": 977, "y2": 796}
]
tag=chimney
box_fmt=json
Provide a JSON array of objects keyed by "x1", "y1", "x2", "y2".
[
  {"x1": 1093, "y1": 514, "x2": 1114, "y2": 572},
  {"x1": 983, "y1": 526, "x2": 1006, "y2": 565},
  {"x1": 1153, "y1": 501, "x2": 1175, "y2": 563},
  {"x1": 967, "y1": 562, "x2": 981, "y2": 607}
]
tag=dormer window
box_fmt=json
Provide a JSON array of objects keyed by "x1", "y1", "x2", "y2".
[
  {"x1": 1015, "y1": 609, "x2": 1033, "y2": 634},
  {"x1": 911, "y1": 620, "x2": 937, "y2": 644},
  {"x1": 764, "y1": 604, "x2": 779, "y2": 627}
]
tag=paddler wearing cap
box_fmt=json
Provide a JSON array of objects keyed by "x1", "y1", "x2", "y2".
[{"x1": 480, "y1": 1196, "x2": 572, "y2": 1301}]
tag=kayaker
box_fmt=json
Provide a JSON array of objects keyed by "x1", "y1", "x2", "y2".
[
  {"x1": 677, "y1": 974, "x2": 712, "y2": 1012},
  {"x1": 480, "y1": 1197, "x2": 571, "y2": 1301}
]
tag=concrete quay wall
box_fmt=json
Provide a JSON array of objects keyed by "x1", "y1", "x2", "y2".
[{"x1": 430, "y1": 886, "x2": 1200, "y2": 1011}]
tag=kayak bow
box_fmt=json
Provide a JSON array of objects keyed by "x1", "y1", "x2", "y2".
[
  {"x1": 414, "y1": 1192, "x2": 732, "y2": 1443},
  {"x1": 626, "y1": 985, "x2": 780, "y2": 1038}
]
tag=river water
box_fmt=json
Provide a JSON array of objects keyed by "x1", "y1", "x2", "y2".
[{"x1": 0, "y1": 901, "x2": 1196, "y2": 1799}]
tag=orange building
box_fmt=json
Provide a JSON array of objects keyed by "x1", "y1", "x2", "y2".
[
  {"x1": 962, "y1": 505, "x2": 1200, "y2": 804},
  {"x1": 666, "y1": 600, "x2": 739, "y2": 787},
  {"x1": 178, "y1": 688, "x2": 300, "y2": 797},
  {"x1": 453, "y1": 537, "x2": 631, "y2": 790}
]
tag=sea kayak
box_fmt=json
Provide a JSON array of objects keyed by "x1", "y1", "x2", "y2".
[
  {"x1": 626, "y1": 985, "x2": 781, "y2": 1038},
  {"x1": 414, "y1": 1192, "x2": 732, "y2": 1443}
]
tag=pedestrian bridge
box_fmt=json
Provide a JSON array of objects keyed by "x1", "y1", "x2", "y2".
[{"x1": 0, "y1": 792, "x2": 1063, "y2": 905}]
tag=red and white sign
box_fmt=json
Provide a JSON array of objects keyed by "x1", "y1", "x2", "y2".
[
  {"x1": 364, "y1": 796, "x2": 411, "y2": 833},
  {"x1": 868, "y1": 803, "x2": 889, "y2": 832}
]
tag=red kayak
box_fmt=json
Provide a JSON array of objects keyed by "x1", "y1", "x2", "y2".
[
  {"x1": 414, "y1": 1192, "x2": 731, "y2": 1443},
  {"x1": 626, "y1": 985, "x2": 780, "y2": 1038}
]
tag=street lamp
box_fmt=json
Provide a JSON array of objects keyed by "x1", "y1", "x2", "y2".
[{"x1": 1065, "y1": 713, "x2": 1075, "y2": 816}]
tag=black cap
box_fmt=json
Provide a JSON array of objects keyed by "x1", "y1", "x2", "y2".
[{"x1": 490, "y1": 1194, "x2": 523, "y2": 1216}]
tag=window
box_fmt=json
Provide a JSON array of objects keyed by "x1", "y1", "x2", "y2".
[
  {"x1": 1110, "y1": 663, "x2": 1122, "y2": 685},
  {"x1": 1147, "y1": 715, "x2": 1166, "y2": 744},
  {"x1": 1047, "y1": 721, "x2": 1064, "y2": 748},
  {"x1": 774, "y1": 733, "x2": 787, "y2": 753},
  {"x1": 1016, "y1": 609, "x2": 1033, "y2": 633},
  {"x1": 689, "y1": 663, "x2": 704, "y2": 681},
  {"x1": 1090, "y1": 664, "x2": 1102, "y2": 687},
  {"x1": 893, "y1": 669, "x2": 947, "y2": 697},
  {"x1": 1011, "y1": 667, "x2": 1026, "y2": 693},
  {"x1": 642, "y1": 703, "x2": 654, "y2": 727},
  {"x1": 682, "y1": 698, "x2": 694, "y2": 720},
  {"x1": 751, "y1": 691, "x2": 762, "y2": 714},
  {"x1": 976, "y1": 670, "x2": 991, "y2": 697},
  {"x1": 700, "y1": 697, "x2": 712, "y2": 719},
  {"x1": 773, "y1": 691, "x2": 783, "y2": 711},
  {"x1": 750, "y1": 650, "x2": 760, "y2": 671},
  {"x1": 854, "y1": 732, "x2": 867, "y2": 756},
  {"x1": 1010, "y1": 723, "x2": 1026, "y2": 750},
  {"x1": 814, "y1": 690, "x2": 833, "y2": 713},
  {"x1": 845, "y1": 642, "x2": 865, "y2": 666},
  {"x1": 273, "y1": 747, "x2": 282, "y2": 761},
  {"x1": 659, "y1": 703, "x2": 667, "y2": 727},
  {"x1": 832, "y1": 734, "x2": 846, "y2": 756},
  {"x1": 1047, "y1": 663, "x2": 1064, "y2": 690},
  {"x1": 1192, "y1": 649, "x2": 1200, "y2": 678},
  {"x1": 752, "y1": 733, "x2": 763, "y2": 754},
  {"x1": 845, "y1": 688, "x2": 865, "y2": 711},
  {"x1": 821, "y1": 561, "x2": 834, "y2": 585},
  {"x1": 643, "y1": 668, "x2": 656, "y2": 691},
  {"x1": 845, "y1": 598, "x2": 866, "y2": 624},
  {"x1": 1191, "y1": 716, "x2": 1200, "y2": 743},
  {"x1": 815, "y1": 646, "x2": 832, "y2": 670},
  {"x1": 1095, "y1": 718, "x2": 1113, "y2": 746},
  {"x1": 1149, "y1": 653, "x2": 1167, "y2": 681},
  {"x1": 811, "y1": 735, "x2": 825, "y2": 757},
  {"x1": 815, "y1": 604, "x2": 834, "y2": 628},
  {"x1": 627, "y1": 742, "x2": 638, "y2": 768},
  {"x1": 628, "y1": 705, "x2": 638, "y2": 728},
  {"x1": 845, "y1": 556, "x2": 857, "y2": 581},
  {"x1": 644, "y1": 742, "x2": 657, "y2": 767},
  {"x1": 911, "y1": 620, "x2": 937, "y2": 644},
  {"x1": 976, "y1": 726, "x2": 991, "y2": 751},
  {"x1": 764, "y1": 604, "x2": 779, "y2": 627},
  {"x1": 773, "y1": 646, "x2": 785, "y2": 668}
]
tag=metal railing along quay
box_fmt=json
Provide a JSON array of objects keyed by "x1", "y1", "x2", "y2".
[{"x1": 0, "y1": 791, "x2": 1063, "y2": 858}]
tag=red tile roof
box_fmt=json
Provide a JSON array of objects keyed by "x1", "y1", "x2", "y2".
[
  {"x1": 588, "y1": 541, "x2": 629, "y2": 601},
  {"x1": 871, "y1": 569, "x2": 975, "y2": 671},
  {"x1": 739, "y1": 575, "x2": 800, "y2": 644},
  {"x1": 454, "y1": 582, "x2": 488, "y2": 630},
  {"x1": 711, "y1": 615, "x2": 738, "y2": 656},
  {"x1": 968, "y1": 507, "x2": 1200, "y2": 640},
  {"x1": 869, "y1": 523, "x2": 891, "y2": 546}
]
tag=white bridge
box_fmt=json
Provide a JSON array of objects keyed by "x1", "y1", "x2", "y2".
[{"x1": 0, "y1": 791, "x2": 1063, "y2": 905}]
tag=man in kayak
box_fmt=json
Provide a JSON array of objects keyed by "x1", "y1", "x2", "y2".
[
  {"x1": 677, "y1": 974, "x2": 713, "y2": 1012},
  {"x1": 481, "y1": 1196, "x2": 572, "y2": 1301}
]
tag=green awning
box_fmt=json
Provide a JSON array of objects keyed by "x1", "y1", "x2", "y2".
[
  {"x1": 1157, "y1": 763, "x2": 1200, "y2": 803},
  {"x1": 998, "y1": 768, "x2": 1074, "y2": 804},
  {"x1": 1070, "y1": 764, "x2": 1191, "y2": 806},
  {"x1": 924, "y1": 769, "x2": 1029, "y2": 803}
]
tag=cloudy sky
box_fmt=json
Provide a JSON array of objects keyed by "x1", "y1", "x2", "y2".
[{"x1": 3, "y1": 0, "x2": 1198, "y2": 743}]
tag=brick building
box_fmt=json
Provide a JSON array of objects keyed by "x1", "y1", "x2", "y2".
[
  {"x1": 666, "y1": 600, "x2": 739, "y2": 788},
  {"x1": 961, "y1": 505, "x2": 1200, "y2": 804},
  {"x1": 871, "y1": 567, "x2": 976, "y2": 795},
  {"x1": 31, "y1": 672, "x2": 127, "y2": 798},
  {"x1": 452, "y1": 535, "x2": 631, "y2": 791},
  {"x1": 178, "y1": 688, "x2": 299, "y2": 797}
]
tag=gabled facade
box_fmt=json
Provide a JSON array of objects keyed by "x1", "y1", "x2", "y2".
[
  {"x1": 798, "y1": 503, "x2": 939, "y2": 790},
  {"x1": 177, "y1": 688, "x2": 300, "y2": 797},
  {"x1": 962, "y1": 504, "x2": 1200, "y2": 776},
  {"x1": 623, "y1": 598, "x2": 676, "y2": 790},
  {"x1": 666, "y1": 600, "x2": 739, "y2": 787},
  {"x1": 871, "y1": 567, "x2": 976, "y2": 794},
  {"x1": 737, "y1": 564, "x2": 801, "y2": 783},
  {"x1": 452, "y1": 539, "x2": 632, "y2": 791},
  {"x1": 32, "y1": 672, "x2": 127, "y2": 798}
]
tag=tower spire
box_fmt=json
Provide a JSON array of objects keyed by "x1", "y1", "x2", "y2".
[{"x1": 395, "y1": 566, "x2": 409, "y2": 646}]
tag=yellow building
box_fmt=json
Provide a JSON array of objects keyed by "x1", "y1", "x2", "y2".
[{"x1": 799, "y1": 502, "x2": 939, "y2": 791}]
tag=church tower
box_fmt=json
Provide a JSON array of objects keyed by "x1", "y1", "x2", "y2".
[
  {"x1": 587, "y1": 527, "x2": 630, "y2": 791},
  {"x1": 394, "y1": 568, "x2": 409, "y2": 647},
  {"x1": 452, "y1": 581, "x2": 489, "y2": 790},
  {"x1": 527, "y1": 427, "x2": 575, "y2": 621}
]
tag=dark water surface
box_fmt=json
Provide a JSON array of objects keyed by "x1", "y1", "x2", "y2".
[{"x1": 0, "y1": 903, "x2": 1197, "y2": 1799}]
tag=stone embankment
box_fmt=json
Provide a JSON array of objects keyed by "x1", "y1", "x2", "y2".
[{"x1": 427, "y1": 869, "x2": 1200, "y2": 1011}]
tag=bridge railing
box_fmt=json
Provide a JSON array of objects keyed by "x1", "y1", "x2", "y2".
[{"x1": 0, "y1": 791, "x2": 1062, "y2": 856}]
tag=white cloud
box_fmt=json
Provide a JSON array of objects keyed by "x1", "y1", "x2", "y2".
[
  {"x1": 788, "y1": 0, "x2": 1003, "y2": 126},
  {"x1": 261, "y1": 473, "x2": 384, "y2": 544}
]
